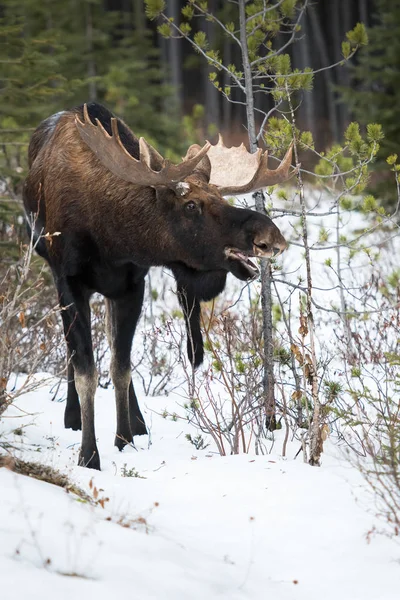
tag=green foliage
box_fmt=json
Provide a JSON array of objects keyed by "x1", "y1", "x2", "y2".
[
  {"x1": 314, "y1": 118, "x2": 382, "y2": 197},
  {"x1": 340, "y1": 197, "x2": 353, "y2": 211},
  {"x1": 180, "y1": 22, "x2": 192, "y2": 36},
  {"x1": 387, "y1": 269, "x2": 400, "y2": 289},
  {"x1": 0, "y1": 0, "x2": 183, "y2": 187},
  {"x1": 144, "y1": 0, "x2": 166, "y2": 20},
  {"x1": 274, "y1": 346, "x2": 291, "y2": 366},
  {"x1": 182, "y1": 103, "x2": 218, "y2": 146},
  {"x1": 323, "y1": 380, "x2": 343, "y2": 401},
  {"x1": 318, "y1": 227, "x2": 329, "y2": 244},
  {"x1": 366, "y1": 123, "x2": 384, "y2": 144},
  {"x1": 161, "y1": 0, "x2": 314, "y2": 142},
  {"x1": 361, "y1": 195, "x2": 378, "y2": 213},
  {"x1": 342, "y1": 41, "x2": 351, "y2": 60},
  {"x1": 342, "y1": 1, "x2": 400, "y2": 205},
  {"x1": 264, "y1": 117, "x2": 313, "y2": 157},
  {"x1": 185, "y1": 433, "x2": 209, "y2": 450},
  {"x1": 280, "y1": 0, "x2": 297, "y2": 19},
  {"x1": 193, "y1": 31, "x2": 208, "y2": 51},
  {"x1": 272, "y1": 303, "x2": 282, "y2": 325},
  {"x1": 158, "y1": 22, "x2": 172, "y2": 37},
  {"x1": 206, "y1": 49, "x2": 221, "y2": 66},
  {"x1": 182, "y1": 5, "x2": 195, "y2": 20},
  {"x1": 121, "y1": 464, "x2": 145, "y2": 478},
  {"x1": 346, "y1": 22, "x2": 368, "y2": 48},
  {"x1": 300, "y1": 130, "x2": 314, "y2": 150},
  {"x1": 101, "y1": 24, "x2": 181, "y2": 157}
]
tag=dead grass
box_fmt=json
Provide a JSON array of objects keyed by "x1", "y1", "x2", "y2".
[{"x1": 0, "y1": 455, "x2": 92, "y2": 502}]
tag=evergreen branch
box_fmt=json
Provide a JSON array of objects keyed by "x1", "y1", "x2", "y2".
[
  {"x1": 250, "y1": 0, "x2": 309, "y2": 67},
  {"x1": 246, "y1": 0, "x2": 288, "y2": 22},
  {"x1": 253, "y1": 48, "x2": 358, "y2": 81},
  {"x1": 160, "y1": 12, "x2": 246, "y2": 93},
  {"x1": 190, "y1": 2, "x2": 241, "y2": 47},
  {"x1": 256, "y1": 102, "x2": 282, "y2": 141}
]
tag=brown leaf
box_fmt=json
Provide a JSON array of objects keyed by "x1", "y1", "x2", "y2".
[
  {"x1": 321, "y1": 424, "x2": 329, "y2": 442},
  {"x1": 19, "y1": 312, "x2": 26, "y2": 328},
  {"x1": 290, "y1": 343, "x2": 303, "y2": 366},
  {"x1": 305, "y1": 364, "x2": 313, "y2": 385},
  {"x1": 298, "y1": 315, "x2": 308, "y2": 336}
]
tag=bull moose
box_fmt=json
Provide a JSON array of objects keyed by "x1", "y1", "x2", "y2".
[{"x1": 23, "y1": 102, "x2": 292, "y2": 469}]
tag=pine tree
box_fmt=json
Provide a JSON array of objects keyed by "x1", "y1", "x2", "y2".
[
  {"x1": 100, "y1": 5, "x2": 181, "y2": 157},
  {"x1": 0, "y1": 0, "x2": 78, "y2": 229},
  {"x1": 342, "y1": 0, "x2": 400, "y2": 201}
]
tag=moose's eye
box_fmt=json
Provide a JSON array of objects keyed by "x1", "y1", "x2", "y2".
[{"x1": 185, "y1": 201, "x2": 198, "y2": 213}]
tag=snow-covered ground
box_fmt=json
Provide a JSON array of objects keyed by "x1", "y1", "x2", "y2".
[
  {"x1": 0, "y1": 377, "x2": 399, "y2": 599},
  {"x1": 1, "y1": 188, "x2": 399, "y2": 598}
]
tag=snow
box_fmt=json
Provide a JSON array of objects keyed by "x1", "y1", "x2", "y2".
[{"x1": 1, "y1": 380, "x2": 399, "y2": 599}]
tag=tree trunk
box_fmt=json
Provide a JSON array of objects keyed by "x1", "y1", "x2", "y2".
[
  {"x1": 222, "y1": 37, "x2": 232, "y2": 135},
  {"x1": 203, "y1": 0, "x2": 220, "y2": 129},
  {"x1": 308, "y1": 6, "x2": 340, "y2": 144},
  {"x1": 294, "y1": 16, "x2": 315, "y2": 140},
  {"x1": 166, "y1": 0, "x2": 183, "y2": 116},
  {"x1": 358, "y1": 0, "x2": 369, "y2": 26},
  {"x1": 330, "y1": 0, "x2": 349, "y2": 133},
  {"x1": 238, "y1": 0, "x2": 276, "y2": 430},
  {"x1": 85, "y1": 1, "x2": 97, "y2": 102}
]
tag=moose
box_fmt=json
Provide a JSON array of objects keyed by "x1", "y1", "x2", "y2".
[{"x1": 23, "y1": 102, "x2": 292, "y2": 469}]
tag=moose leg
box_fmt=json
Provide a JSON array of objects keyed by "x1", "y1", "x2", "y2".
[
  {"x1": 176, "y1": 286, "x2": 203, "y2": 368},
  {"x1": 105, "y1": 282, "x2": 147, "y2": 451},
  {"x1": 172, "y1": 266, "x2": 227, "y2": 368},
  {"x1": 57, "y1": 276, "x2": 100, "y2": 469},
  {"x1": 64, "y1": 348, "x2": 81, "y2": 431}
]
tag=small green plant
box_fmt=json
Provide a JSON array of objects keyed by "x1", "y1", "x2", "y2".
[
  {"x1": 121, "y1": 463, "x2": 146, "y2": 478},
  {"x1": 185, "y1": 433, "x2": 209, "y2": 451}
]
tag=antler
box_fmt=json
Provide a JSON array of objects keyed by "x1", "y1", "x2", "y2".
[
  {"x1": 207, "y1": 135, "x2": 294, "y2": 196},
  {"x1": 75, "y1": 104, "x2": 211, "y2": 187}
]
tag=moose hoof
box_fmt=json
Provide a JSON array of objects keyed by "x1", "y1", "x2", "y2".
[
  {"x1": 64, "y1": 408, "x2": 82, "y2": 431},
  {"x1": 131, "y1": 418, "x2": 147, "y2": 437},
  {"x1": 114, "y1": 432, "x2": 133, "y2": 451},
  {"x1": 78, "y1": 448, "x2": 101, "y2": 470}
]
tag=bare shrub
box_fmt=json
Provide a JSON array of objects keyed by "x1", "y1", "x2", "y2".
[
  {"x1": 331, "y1": 254, "x2": 400, "y2": 536},
  {"x1": 159, "y1": 289, "x2": 286, "y2": 456},
  {"x1": 0, "y1": 225, "x2": 63, "y2": 416}
]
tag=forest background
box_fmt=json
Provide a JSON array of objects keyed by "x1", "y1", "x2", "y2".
[{"x1": 0, "y1": 0, "x2": 397, "y2": 224}]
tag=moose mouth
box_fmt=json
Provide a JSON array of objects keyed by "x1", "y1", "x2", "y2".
[{"x1": 225, "y1": 248, "x2": 260, "y2": 279}]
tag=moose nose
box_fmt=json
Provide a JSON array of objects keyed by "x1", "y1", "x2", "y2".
[{"x1": 254, "y1": 235, "x2": 287, "y2": 257}]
